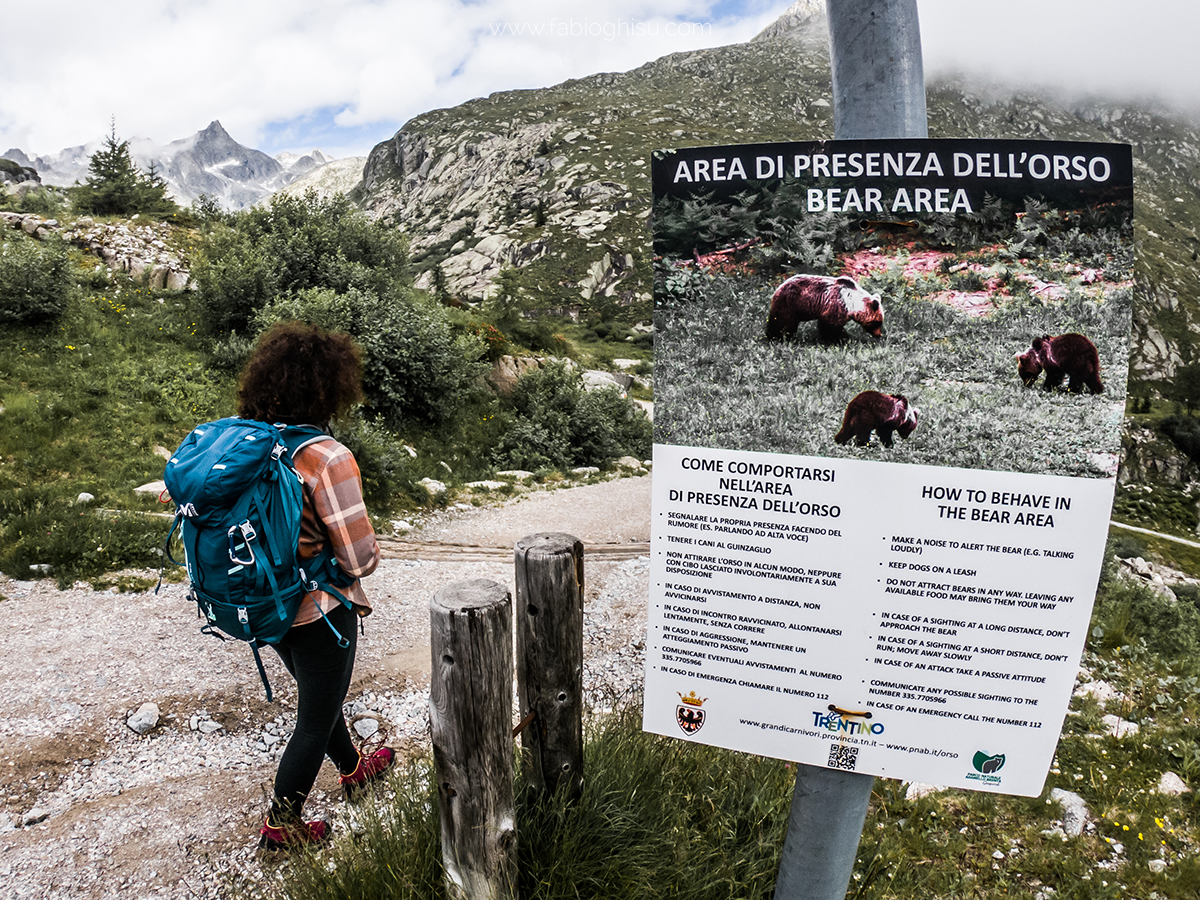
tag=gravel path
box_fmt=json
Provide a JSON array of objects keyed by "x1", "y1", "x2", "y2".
[{"x1": 0, "y1": 475, "x2": 651, "y2": 899}]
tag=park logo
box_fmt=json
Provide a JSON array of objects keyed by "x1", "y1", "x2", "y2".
[
  {"x1": 965, "y1": 751, "x2": 1006, "y2": 784},
  {"x1": 676, "y1": 691, "x2": 707, "y2": 735}
]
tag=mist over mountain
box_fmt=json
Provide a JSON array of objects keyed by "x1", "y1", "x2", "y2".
[{"x1": 3, "y1": 121, "x2": 342, "y2": 209}]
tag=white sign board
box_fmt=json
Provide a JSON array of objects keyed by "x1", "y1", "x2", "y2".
[
  {"x1": 645, "y1": 138, "x2": 1134, "y2": 796},
  {"x1": 643, "y1": 444, "x2": 1114, "y2": 795}
]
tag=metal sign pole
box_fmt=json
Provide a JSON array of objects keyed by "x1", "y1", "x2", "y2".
[
  {"x1": 828, "y1": 0, "x2": 928, "y2": 141},
  {"x1": 774, "y1": 2, "x2": 927, "y2": 898}
]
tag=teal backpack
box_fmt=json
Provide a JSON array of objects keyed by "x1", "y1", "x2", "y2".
[{"x1": 160, "y1": 418, "x2": 355, "y2": 700}]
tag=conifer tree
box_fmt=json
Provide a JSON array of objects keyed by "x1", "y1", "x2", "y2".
[{"x1": 74, "y1": 121, "x2": 178, "y2": 217}]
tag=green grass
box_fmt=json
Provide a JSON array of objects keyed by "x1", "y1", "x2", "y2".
[
  {"x1": 0, "y1": 266, "x2": 231, "y2": 582},
  {"x1": 654, "y1": 268, "x2": 1131, "y2": 478},
  {"x1": 241, "y1": 702, "x2": 796, "y2": 900}
]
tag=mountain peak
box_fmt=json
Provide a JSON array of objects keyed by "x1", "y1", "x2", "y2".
[
  {"x1": 753, "y1": 0, "x2": 826, "y2": 41},
  {"x1": 201, "y1": 120, "x2": 229, "y2": 136}
]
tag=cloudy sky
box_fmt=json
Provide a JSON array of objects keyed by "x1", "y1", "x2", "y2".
[{"x1": 1, "y1": 0, "x2": 1197, "y2": 161}]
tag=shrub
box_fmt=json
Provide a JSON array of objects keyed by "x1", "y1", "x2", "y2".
[
  {"x1": 15, "y1": 187, "x2": 66, "y2": 217},
  {"x1": 0, "y1": 236, "x2": 73, "y2": 325},
  {"x1": 1172, "y1": 583, "x2": 1200, "y2": 607},
  {"x1": 191, "y1": 190, "x2": 410, "y2": 338},
  {"x1": 254, "y1": 286, "x2": 486, "y2": 431},
  {"x1": 493, "y1": 362, "x2": 652, "y2": 471},
  {"x1": 1160, "y1": 414, "x2": 1200, "y2": 465},
  {"x1": 330, "y1": 417, "x2": 422, "y2": 514},
  {"x1": 463, "y1": 321, "x2": 509, "y2": 362},
  {"x1": 1109, "y1": 532, "x2": 1147, "y2": 561}
]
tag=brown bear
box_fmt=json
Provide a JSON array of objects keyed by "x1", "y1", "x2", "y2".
[
  {"x1": 766, "y1": 274, "x2": 884, "y2": 342},
  {"x1": 834, "y1": 391, "x2": 918, "y2": 448},
  {"x1": 1017, "y1": 334, "x2": 1104, "y2": 394}
]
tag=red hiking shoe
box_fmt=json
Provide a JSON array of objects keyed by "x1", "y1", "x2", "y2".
[
  {"x1": 258, "y1": 816, "x2": 330, "y2": 852},
  {"x1": 339, "y1": 746, "x2": 395, "y2": 799}
]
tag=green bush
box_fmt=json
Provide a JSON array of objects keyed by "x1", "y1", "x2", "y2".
[
  {"x1": 0, "y1": 236, "x2": 73, "y2": 325},
  {"x1": 1161, "y1": 413, "x2": 1200, "y2": 464},
  {"x1": 14, "y1": 187, "x2": 66, "y2": 217},
  {"x1": 1172, "y1": 583, "x2": 1200, "y2": 607},
  {"x1": 493, "y1": 363, "x2": 652, "y2": 471},
  {"x1": 254, "y1": 286, "x2": 486, "y2": 432},
  {"x1": 191, "y1": 191, "x2": 409, "y2": 338},
  {"x1": 330, "y1": 417, "x2": 424, "y2": 515},
  {"x1": 190, "y1": 225, "x2": 279, "y2": 336}
]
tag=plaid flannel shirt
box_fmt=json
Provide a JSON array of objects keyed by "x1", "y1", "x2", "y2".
[{"x1": 290, "y1": 438, "x2": 380, "y2": 626}]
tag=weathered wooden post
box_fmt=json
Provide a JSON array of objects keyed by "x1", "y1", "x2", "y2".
[
  {"x1": 430, "y1": 579, "x2": 517, "y2": 900},
  {"x1": 514, "y1": 532, "x2": 585, "y2": 799},
  {"x1": 774, "y1": 3, "x2": 927, "y2": 898}
]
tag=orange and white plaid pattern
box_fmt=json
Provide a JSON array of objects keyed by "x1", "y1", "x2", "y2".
[{"x1": 290, "y1": 439, "x2": 380, "y2": 626}]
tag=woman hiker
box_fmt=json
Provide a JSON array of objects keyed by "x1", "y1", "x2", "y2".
[{"x1": 236, "y1": 322, "x2": 394, "y2": 851}]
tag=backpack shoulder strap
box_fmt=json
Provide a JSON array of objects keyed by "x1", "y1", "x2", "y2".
[{"x1": 277, "y1": 424, "x2": 334, "y2": 459}]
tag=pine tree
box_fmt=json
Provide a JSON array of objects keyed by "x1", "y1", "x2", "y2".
[{"x1": 74, "y1": 121, "x2": 178, "y2": 217}]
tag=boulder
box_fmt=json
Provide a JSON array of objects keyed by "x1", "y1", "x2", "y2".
[
  {"x1": 127, "y1": 702, "x2": 160, "y2": 735},
  {"x1": 1156, "y1": 771, "x2": 1190, "y2": 795},
  {"x1": 582, "y1": 370, "x2": 632, "y2": 392},
  {"x1": 489, "y1": 355, "x2": 547, "y2": 394},
  {"x1": 1049, "y1": 788, "x2": 1092, "y2": 835}
]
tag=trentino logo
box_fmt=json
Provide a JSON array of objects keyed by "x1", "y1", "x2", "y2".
[
  {"x1": 811, "y1": 711, "x2": 885, "y2": 735},
  {"x1": 966, "y1": 751, "x2": 1005, "y2": 784}
]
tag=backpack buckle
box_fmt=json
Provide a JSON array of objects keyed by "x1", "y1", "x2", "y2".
[
  {"x1": 298, "y1": 567, "x2": 320, "y2": 593},
  {"x1": 227, "y1": 522, "x2": 257, "y2": 566}
]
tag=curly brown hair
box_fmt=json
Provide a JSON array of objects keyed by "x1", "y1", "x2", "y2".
[{"x1": 236, "y1": 322, "x2": 364, "y2": 426}]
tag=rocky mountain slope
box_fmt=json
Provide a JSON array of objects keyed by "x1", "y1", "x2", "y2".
[
  {"x1": 356, "y1": 3, "x2": 1200, "y2": 391},
  {"x1": 275, "y1": 155, "x2": 367, "y2": 201},
  {"x1": 4, "y1": 121, "x2": 342, "y2": 209}
]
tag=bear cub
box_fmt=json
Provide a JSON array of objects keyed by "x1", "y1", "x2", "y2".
[
  {"x1": 834, "y1": 391, "x2": 918, "y2": 448},
  {"x1": 1017, "y1": 334, "x2": 1104, "y2": 394},
  {"x1": 767, "y1": 274, "x2": 884, "y2": 342}
]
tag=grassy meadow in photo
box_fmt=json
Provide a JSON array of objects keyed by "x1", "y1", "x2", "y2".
[{"x1": 654, "y1": 196, "x2": 1133, "y2": 479}]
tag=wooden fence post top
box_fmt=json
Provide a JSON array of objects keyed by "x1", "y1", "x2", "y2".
[
  {"x1": 515, "y1": 533, "x2": 582, "y2": 553},
  {"x1": 432, "y1": 578, "x2": 510, "y2": 613}
]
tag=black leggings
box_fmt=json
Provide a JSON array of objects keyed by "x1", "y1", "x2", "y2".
[{"x1": 268, "y1": 602, "x2": 360, "y2": 818}]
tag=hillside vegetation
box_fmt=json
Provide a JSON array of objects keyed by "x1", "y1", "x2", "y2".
[{"x1": 0, "y1": 179, "x2": 650, "y2": 585}]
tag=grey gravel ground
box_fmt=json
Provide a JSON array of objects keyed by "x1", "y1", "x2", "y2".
[{"x1": 0, "y1": 475, "x2": 650, "y2": 899}]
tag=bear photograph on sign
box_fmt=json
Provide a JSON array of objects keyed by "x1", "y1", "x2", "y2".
[{"x1": 652, "y1": 139, "x2": 1133, "y2": 479}]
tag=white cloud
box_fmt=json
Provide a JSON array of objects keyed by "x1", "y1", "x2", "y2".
[
  {"x1": 0, "y1": 0, "x2": 779, "y2": 158},
  {"x1": 5, "y1": 1, "x2": 1192, "y2": 160},
  {"x1": 918, "y1": 0, "x2": 1200, "y2": 112}
]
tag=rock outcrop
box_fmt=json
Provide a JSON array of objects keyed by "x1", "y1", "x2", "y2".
[{"x1": 0, "y1": 212, "x2": 191, "y2": 291}]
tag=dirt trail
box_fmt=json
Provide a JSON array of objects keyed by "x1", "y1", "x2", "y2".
[{"x1": 0, "y1": 475, "x2": 651, "y2": 899}]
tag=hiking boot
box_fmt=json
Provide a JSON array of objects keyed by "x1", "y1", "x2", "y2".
[
  {"x1": 258, "y1": 816, "x2": 330, "y2": 852},
  {"x1": 339, "y1": 747, "x2": 395, "y2": 799}
]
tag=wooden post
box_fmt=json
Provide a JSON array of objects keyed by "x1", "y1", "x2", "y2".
[
  {"x1": 514, "y1": 533, "x2": 585, "y2": 799},
  {"x1": 430, "y1": 579, "x2": 517, "y2": 900}
]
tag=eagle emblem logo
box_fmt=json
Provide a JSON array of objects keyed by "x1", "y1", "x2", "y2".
[{"x1": 676, "y1": 691, "x2": 707, "y2": 735}]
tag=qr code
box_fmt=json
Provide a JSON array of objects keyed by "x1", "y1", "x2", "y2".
[{"x1": 828, "y1": 743, "x2": 859, "y2": 771}]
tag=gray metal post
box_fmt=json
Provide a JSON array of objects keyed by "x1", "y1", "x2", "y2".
[
  {"x1": 828, "y1": 0, "x2": 928, "y2": 140},
  {"x1": 774, "y1": 2, "x2": 927, "y2": 898}
]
